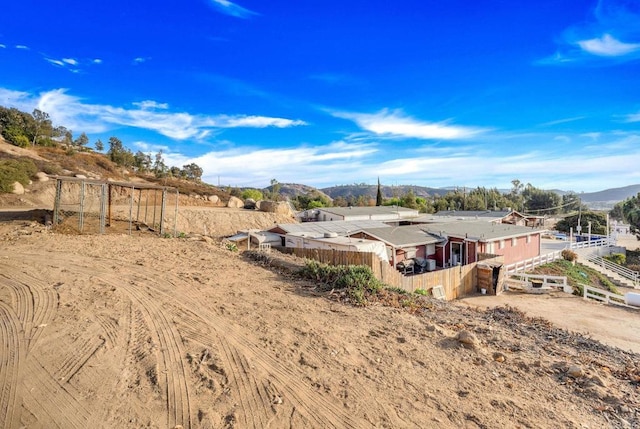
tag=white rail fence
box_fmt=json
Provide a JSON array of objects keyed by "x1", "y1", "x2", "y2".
[
  {"x1": 581, "y1": 284, "x2": 636, "y2": 309},
  {"x1": 505, "y1": 251, "x2": 563, "y2": 273},
  {"x1": 506, "y1": 273, "x2": 571, "y2": 293}
]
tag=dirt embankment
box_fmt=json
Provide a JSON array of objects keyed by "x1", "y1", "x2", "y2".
[{"x1": 0, "y1": 218, "x2": 638, "y2": 429}]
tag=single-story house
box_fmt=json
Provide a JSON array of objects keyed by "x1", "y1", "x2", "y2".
[
  {"x1": 349, "y1": 225, "x2": 444, "y2": 272},
  {"x1": 284, "y1": 233, "x2": 389, "y2": 263},
  {"x1": 267, "y1": 219, "x2": 391, "y2": 240},
  {"x1": 420, "y1": 221, "x2": 545, "y2": 267},
  {"x1": 302, "y1": 206, "x2": 419, "y2": 223}
]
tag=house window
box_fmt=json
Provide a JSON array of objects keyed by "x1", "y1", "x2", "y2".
[
  {"x1": 512, "y1": 237, "x2": 517, "y2": 247},
  {"x1": 499, "y1": 240, "x2": 505, "y2": 250},
  {"x1": 526, "y1": 235, "x2": 531, "y2": 244},
  {"x1": 487, "y1": 243, "x2": 494, "y2": 253}
]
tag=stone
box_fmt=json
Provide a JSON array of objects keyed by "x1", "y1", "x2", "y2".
[
  {"x1": 11, "y1": 182, "x2": 25, "y2": 195},
  {"x1": 456, "y1": 330, "x2": 478, "y2": 349},
  {"x1": 244, "y1": 198, "x2": 256, "y2": 209},
  {"x1": 492, "y1": 352, "x2": 507, "y2": 363},
  {"x1": 75, "y1": 174, "x2": 87, "y2": 179},
  {"x1": 259, "y1": 201, "x2": 294, "y2": 216},
  {"x1": 207, "y1": 195, "x2": 219, "y2": 203},
  {"x1": 35, "y1": 172, "x2": 50, "y2": 182},
  {"x1": 567, "y1": 365, "x2": 584, "y2": 378},
  {"x1": 227, "y1": 196, "x2": 244, "y2": 208}
]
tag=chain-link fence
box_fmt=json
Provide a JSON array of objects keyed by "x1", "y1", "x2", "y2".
[{"x1": 52, "y1": 177, "x2": 179, "y2": 235}]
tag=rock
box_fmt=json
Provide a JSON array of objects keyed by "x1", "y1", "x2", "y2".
[
  {"x1": 35, "y1": 172, "x2": 49, "y2": 182},
  {"x1": 259, "y1": 201, "x2": 294, "y2": 216},
  {"x1": 492, "y1": 352, "x2": 507, "y2": 363},
  {"x1": 244, "y1": 198, "x2": 256, "y2": 209},
  {"x1": 11, "y1": 182, "x2": 25, "y2": 195},
  {"x1": 567, "y1": 365, "x2": 584, "y2": 378},
  {"x1": 227, "y1": 196, "x2": 244, "y2": 208},
  {"x1": 207, "y1": 195, "x2": 219, "y2": 203},
  {"x1": 75, "y1": 174, "x2": 87, "y2": 179},
  {"x1": 456, "y1": 330, "x2": 478, "y2": 349}
]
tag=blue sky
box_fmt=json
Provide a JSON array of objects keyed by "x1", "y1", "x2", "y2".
[{"x1": 1, "y1": 0, "x2": 639, "y2": 192}]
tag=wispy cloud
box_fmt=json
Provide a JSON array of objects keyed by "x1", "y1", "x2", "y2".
[
  {"x1": 0, "y1": 87, "x2": 306, "y2": 139},
  {"x1": 206, "y1": 0, "x2": 258, "y2": 19},
  {"x1": 133, "y1": 57, "x2": 150, "y2": 64},
  {"x1": 624, "y1": 111, "x2": 640, "y2": 122},
  {"x1": 538, "y1": 116, "x2": 585, "y2": 127},
  {"x1": 93, "y1": 58, "x2": 103, "y2": 64},
  {"x1": 156, "y1": 132, "x2": 640, "y2": 191},
  {"x1": 333, "y1": 109, "x2": 488, "y2": 140},
  {"x1": 578, "y1": 33, "x2": 640, "y2": 56},
  {"x1": 15, "y1": 45, "x2": 29, "y2": 50},
  {"x1": 542, "y1": 0, "x2": 640, "y2": 64},
  {"x1": 0, "y1": 44, "x2": 6, "y2": 49}
]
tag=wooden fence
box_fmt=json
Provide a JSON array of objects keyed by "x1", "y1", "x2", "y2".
[{"x1": 284, "y1": 247, "x2": 503, "y2": 301}]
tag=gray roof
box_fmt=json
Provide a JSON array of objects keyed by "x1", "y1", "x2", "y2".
[
  {"x1": 270, "y1": 220, "x2": 391, "y2": 237},
  {"x1": 432, "y1": 210, "x2": 511, "y2": 219},
  {"x1": 420, "y1": 221, "x2": 545, "y2": 242},
  {"x1": 359, "y1": 225, "x2": 443, "y2": 247},
  {"x1": 318, "y1": 206, "x2": 418, "y2": 217}
]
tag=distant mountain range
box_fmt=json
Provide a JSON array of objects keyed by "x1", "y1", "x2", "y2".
[{"x1": 270, "y1": 183, "x2": 640, "y2": 210}]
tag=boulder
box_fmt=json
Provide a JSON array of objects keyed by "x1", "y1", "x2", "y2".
[
  {"x1": 11, "y1": 182, "x2": 25, "y2": 195},
  {"x1": 227, "y1": 196, "x2": 244, "y2": 208},
  {"x1": 259, "y1": 201, "x2": 294, "y2": 216},
  {"x1": 35, "y1": 172, "x2": 49, "y2": 182},
  {"x1": 244, "y1": 198, "x2": 257, "y2": 209}
]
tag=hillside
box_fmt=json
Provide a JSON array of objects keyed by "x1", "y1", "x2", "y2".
[{"x1": 322, "y1": 184, "x2": 448, "y2": 200}]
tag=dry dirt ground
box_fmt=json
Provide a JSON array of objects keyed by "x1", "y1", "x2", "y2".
[{"x1": 0, "y1": 212, "x2": 639, "y2": 429}]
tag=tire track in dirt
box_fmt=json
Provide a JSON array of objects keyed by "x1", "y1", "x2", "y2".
[
  {"x1": 0, "y1": 268, "x2": 58, "y2": 352},
  {"x1": 34, "y1": 255, "x2": 368, "y2": 428},
  {"x1": 22, "y1": 356, "x2": 92, "y2": 429},
  {"x1": 54, "y1": 335, "x2": 106, "y2": 383},
  {"x1": 0, "y1": 302, "x2": 22, "y2": 429},
  {"x1": 169, "y1": 298, "x2": 365, "y2": 428},
  {"x1": 114, "y1": 279, "x2": 193, "y2": 429}
]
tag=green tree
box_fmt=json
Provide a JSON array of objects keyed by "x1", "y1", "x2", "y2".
[
  {"x1": 269, "y1": 178, "x2": 281, "y2": 201},
  {"x1": 31, "y1": 109, "x2": 52, "y2": 145},
  {"x1": 182, "y1": 163, "x2": 203, "y2": 181},
  {"x1": 376, "y1": 178, "x2": 383, "y2": 206},
  {"x1": 556, "y1": 212, "x2": 607, "y2": 235},
  {"x1": 73, "y1": 132, "x2": 89, "y2": 149},
  {"x1": 153, "y1": 150, "x2": 168, "y2": 178},
  {"x1": 242, "y1": 189, "x2": 264, "y2": 201},
  {"x1": 94, "y1": 139, "x2": 104, "y2": 152}
]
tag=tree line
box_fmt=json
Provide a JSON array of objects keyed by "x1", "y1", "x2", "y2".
[{"x1": 0, "y1": 105, "x2": 203, "y2": 182}]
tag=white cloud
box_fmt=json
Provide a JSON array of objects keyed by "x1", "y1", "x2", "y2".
[
  {"x1": 0, "y1": 44, "x2": 6, "y2": 49},
  {"x1": 15, "y1": 45, "x2": 29, "y2": 50},
  {"x1": 333, "y1": 109, "x2": 488, "y2": 140},
  {"x1": 577, "y1": 33, "x2": 640, "y2": 56},
  {"x1": 133, "y1": 100, "x2": 170, "y2": 110},
  {"x1": 221, "y1": 115, "x2": 307, "y2": 128},
  {"x1": 625, "y1": 111, "x2": 640, "y2": 122},
  {"x1": 207, "y1": 0, "x2": 257, "y2": 19},
  {"x1": 62, "y1": 58, "x2": 78, "y2": 65},
  {"x1": 93, "y1": 58, "x2": 103, "y2": 64},
  {"x1": 45, "y1": 58, "x2": 65, "y2": 67},
  {"x1": 0, "y1": 87, "x2": 306, "y2": 139},
  {"x1": 133, "y1": 57, "x2": 149, "y2": 64}
]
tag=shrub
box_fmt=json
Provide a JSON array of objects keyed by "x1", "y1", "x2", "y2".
[
  {"x1": 298, "y1": 260, "x2": 384, "y2": 306},
  {"x1": 414, "y1": 288, "x2": 428, "y2": 296},
  {"x1": 241, "y1": 189, "x2": 263, "y2": 201},
  {"x1": 0, "y1": 158, "x2": 37, "y2": 193},
  {"x1": 561, "y1": 249, "x2": 577, "y2": 262},
  {"x1": 604, "y1": 253, "x2": 626, "y2": 266}
]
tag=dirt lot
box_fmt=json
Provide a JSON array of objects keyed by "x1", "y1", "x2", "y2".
[{"x1": 0, "y1": 212, "x2": 639, "y2": 429}]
